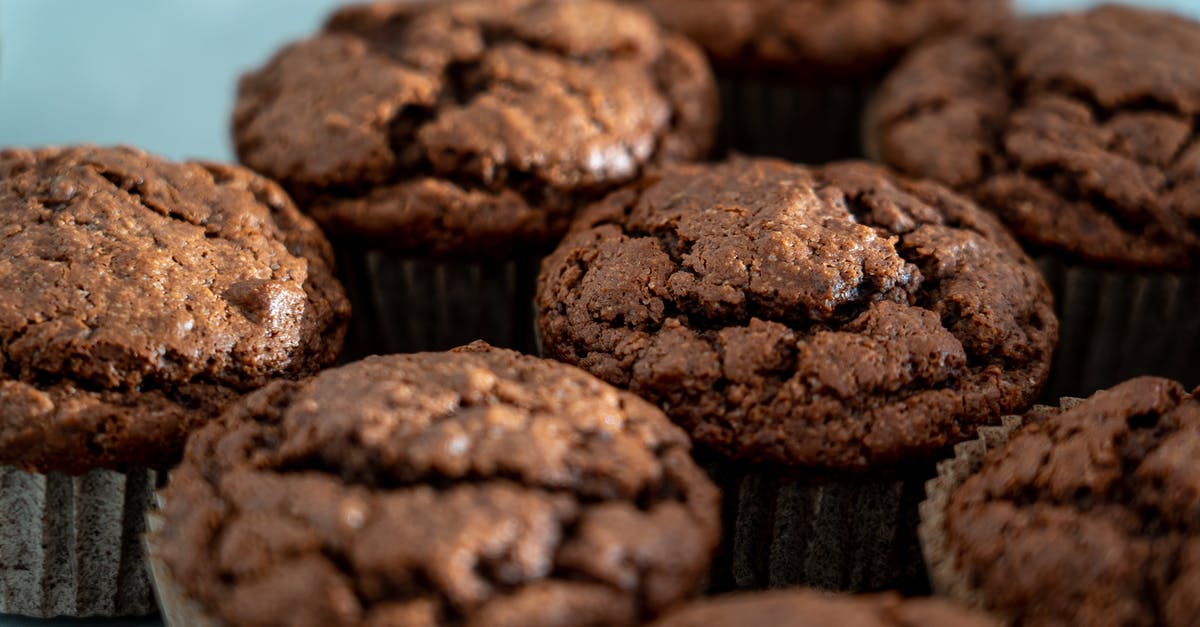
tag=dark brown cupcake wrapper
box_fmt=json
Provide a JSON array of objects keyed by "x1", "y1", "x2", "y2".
[
  {"x1": 704, "y1": 455, "x2": 932, "y2": 594},
  {"x1": 919, "y1": 399, "x2": 1084, "y2": 613},
  {"x1": 336, "y1": 248, "x2": 541, "y2": 359},
  {"x1": 717, "y1": 75, "x2": 874, "y2": 164},
  {"x1": 1038, "y1": 257, "x2": 1200, "y2": 399},
  {"x1": 0, "y1": 466, "x2": 157, "y2": 618}
]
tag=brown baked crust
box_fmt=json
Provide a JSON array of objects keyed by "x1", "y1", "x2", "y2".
[
  {"x1": 0, "y1": 146, "x2": 350, "y2": 473},
  {"x1": 650, "y1": 590, "x2": 999, "y2": 627},
  {"x1": 156, "y1": 342, "x2": 720, "y2": 627},
  {"x1": 233, "y1": 0, "x2": 717, "y2": 257},
  {"x1": 946, "y1": 377, "x2": 1200, "y2": 626},
  {"x1": 536, "y1": 157, "x2": 1056, "y2": 470},
  {"x1": 634, "y1": 0, "x2": 1011, "y2": 75},
  {"x1": 870, "y1": 6, "x2": 1200, "y2": 270}
]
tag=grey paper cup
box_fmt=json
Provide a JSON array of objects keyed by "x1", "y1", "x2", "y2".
[{"x1": 0, "y1": 466, "x2": 157, "y2": 617}]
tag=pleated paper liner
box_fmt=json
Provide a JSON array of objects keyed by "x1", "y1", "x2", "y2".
[
  {"x1": 1037, "y1": 257, "x2": 1200, "y2": 400},
  {"x1": 700, "y1": 450, "x2": 933, "y2": 595},
  {"x1": 716, "y1": 74, "x2": 874, "y2": 164},
  {"x1": 0, "y1": 466, "x2": 156, "y2": 618},
  {"x1": 918, "y1": 399, "x2": 1084, "y2": 612},
  {"x1": 146, "y1": 499, "x2": 221, "y2": 627},
  {"x1": 336, "y1": 247, "x2": 541, "y2": 360}
]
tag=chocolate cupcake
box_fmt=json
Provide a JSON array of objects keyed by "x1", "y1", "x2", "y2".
[
  {"x1": 233, "y1": 0, "x2": 717, "y2": 358},
  {"x1": 536, "y1": 157, "x2": 1057, "y2": 591},
  {"x1": 634, "y1": 0, "x2": 1010, "y2": 163},
  {"x1": 921, "y1": 376, "x2": 1200, "y2": 625},
  {"x1": 0, "y1": 145, "x2": 349, "y2": 617},
  {"x1": 868, "y1": 5, "x2": 1200, "y2": 397},
  {"x1": 148, "y1": 342, "x2": 720, "y2": 627},
  {"x1": 651, "y1": 589, "x2": 999, "y2": 627}
]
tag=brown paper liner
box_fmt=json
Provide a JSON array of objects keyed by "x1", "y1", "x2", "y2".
[
  {"x1": 716, "y1": 74, "x2": 874, "y2": 164},
  {"x1": 1037, "y1": 257, "x2": 1200, "y2": 400},
  {"x1": 703, "y1": 453, "x2": 933, "y2": 594},
  {"x1": 336, "y1": 248, "x2": 541, "y2": 360},
  {"x1": 919, "y1": 398, "x2": 1085, "y2": 612},
  {"x1": 0, "y1": 466, "x2": 157, "y2": 617},
  {"x1": 146, "y1": 502, "x2": 222, "y2": 627}
]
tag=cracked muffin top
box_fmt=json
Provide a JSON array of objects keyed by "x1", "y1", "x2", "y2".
[
  {"x1": 536, "y1": 157, "x2": 1057, "y2": 470},
  {"x1": 945, "y1": 377, "x2": 1200, "y2": 626},
  {"x1": 869, "y1": 6, "x2": 1200, "y2": 270},
  {"x1": 0, "y1": 145, "x2": 350, "y2": 474},
  {"x1": 633, "y1": 0, "x2": 1010, "y2": 75},
  {"x1": 155, "y1": 342, "x2": 720, "y2": 627},
  {"x1": 651, "y1": 590, "x2": 999, "y2": 627},
  {"x1": 233, "y1": 0, "x2": 717, "y2": 258}
]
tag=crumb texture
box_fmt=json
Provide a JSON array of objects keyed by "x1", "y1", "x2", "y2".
[
  {"x1": 0, "y1": 146, "x2": 349, "y2": 472},
  {"x1": 634, "y1": 0, "x2": 1010, "y2": 74},
  {"x1": 537, "y1": 158, "x2": 1057, "y2": 469},
  {"x1": 157, "y1": 343, "x2": 720, "y2": 627},
  {"x1": 234, "y1": 0, "x2": 717, "y2": 255},
  {"x1": 872, "y1": 6, "x2": 1200, "y2": 269},
  {"x1": 947, "y1": 377, "x2": 1200, "y2": 627},
  {"x1": 650, "y1": 589, "x2": 1000, "y2": 627}
]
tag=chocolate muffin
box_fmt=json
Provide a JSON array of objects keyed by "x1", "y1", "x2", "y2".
[
  {"x1": 234, "y1": 0, "x2": 717, "y2": 357},
  {"x1": 149, "y1": 342, "x2": 720, "y2": 627},
  {"x1": 923, "y1": 377, "x2": 1200, "y2": 626},
  {"x1": 0, "y1": 145, "x2": 349, "y2": 617},
  {"x1": 868, "y1": 5, "x2": 1200, "y2": 396},
  {"x1": 651, "y1": 589, "x2": 999, "y2": 627},
  {"x1": 536, "y1": 157, "x2": 1056, "y2": 591},
  {"x1": 634, "y1": 0, "x2": 1010, "y2": 163}
]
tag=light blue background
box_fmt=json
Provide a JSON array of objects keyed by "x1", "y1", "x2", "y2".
[
  {"x1": 1, "y1": 0, "x2": 1198, "y2": 163},
  {"x1": 0, "y1": 0, "x2": 1198, "y2": 625}
]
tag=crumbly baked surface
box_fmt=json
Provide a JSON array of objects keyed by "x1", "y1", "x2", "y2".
[
  {"x1": 946, "y1": 377, "x2": 1200, "y2": 626},
  {"x1": 234, "y1": 0, "x2": 717, "y2": 257},
  {"x1": 871, "y1": 6, "x2": 1200, "y2": 269},
  {"x1": 156, "y1": 343, "x2": 720, "y2": 627},
  {"x1": 650, "y1": 589, "x2": 999, "y2": 627},
  {"x1": 537, "y1": 157, "x2": 1057, "y2": 469},
  {"x1": 635, "y1": 0, "x2": 1010, "y2": 75},
  {"x1": 0, "y1": 145, "x2": 349, "y2": 473}
]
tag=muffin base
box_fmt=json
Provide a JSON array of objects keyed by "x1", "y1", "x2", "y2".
[
  {"x1": 337, "y1": 248, "x2": 540, "y2": 359},
  {"x1": 919, "y1": 399, "x2": 1084, "y2": 613},
  {"x1": 0, "y1": 466, "x2": 156, "y2": 618},
  {"x1": 716, "y1": 74, "x2": 873, "y2": 164},
  {"x1": 703, "y1": 453, "x2": 932, "y2": 594},
  {"x1": 145, "y1": 505, "x2": 220, "y2": 627},
  {"x1": 1038, "y1": 257, "x2": 1200, "y2": 399}
]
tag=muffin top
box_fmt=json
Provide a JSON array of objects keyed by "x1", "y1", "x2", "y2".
[
  {"x1": 651, "y1": 590, "x2": 999, "y2": 627},
  {"x1": 634, "y1": 0, "x2": 1010, "y2": 75},
  {"x1": 946, "y1": 377, "x2": 1200, "y2": 626},
  {"x1": 155, "y1": 343, "x2": 720, "y2": 627},
  {"x1": 233, "y1": 0, "x2": 717, "y2": 257},
  {"x1": 0, "y1": 146, "x2": 349, "y2": 473},
  {"x1": 536, "y1": 158, "x2": 1056, "y2": 470},
  {"x1": 870, "y1": 6, "x2": 1200, "y2": 270}
]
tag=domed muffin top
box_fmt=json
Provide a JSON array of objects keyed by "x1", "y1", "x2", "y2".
[
  {"x1": 234, "y1": 0, "x2": 717, "y2": 257},
  {"x1": 946, "y1": 377, "x2": 1200, "y2": 626},
  {"x1": 651, "y1": 589, "x2": 999, "y2": 627},
  {"x1": 155, "y1": 343, "x2": 720, "y2": 627},
  {"x1": 537, "y1": 157, "x2": 1057, "y2": 469},
  {"x1": 871, "y1": 6, "x2": 1200, "y2": 270},
  {"x1": 0, "y1": 145, "x2": 349, "y2": 472},
  {"x1": 634, "y1": 0, "x2": 1010, "y2": 74}
]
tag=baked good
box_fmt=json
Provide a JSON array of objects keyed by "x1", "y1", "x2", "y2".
[
  {"x1": 931, "y1": 376, "x2": 1200, "y2": 625},
  {"x1": 0, "y1": 144, "x2": 349, "y2": 617},
  {"x1": 650, "y1": 589, "x2": 999, "y2": 627},
  {"x1": 152, "y1": 342, "x2": 720, "y2": 627},
  {"x1": 538, "y1": 157, "x2": 1056, "y2": 469},
  {"x1": 867, "y1": 5, "x2": 1200, "y2": 397}
]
